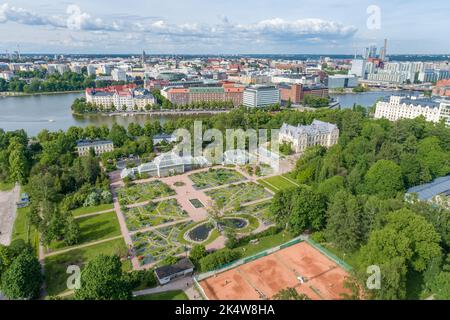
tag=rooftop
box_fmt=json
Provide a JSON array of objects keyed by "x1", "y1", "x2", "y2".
[
  {"x1": 280, "y1": 119, "x2": 338, "y2": 138},
  {"x1": 154, "y1": 258, "x2": 194, "y2": 279},
  {"x1": 407, "y1": 175, "x2": 450, "y2": 201},
  {"x1": 76, "y1": 140, "x2": 113, "y2": 147}
]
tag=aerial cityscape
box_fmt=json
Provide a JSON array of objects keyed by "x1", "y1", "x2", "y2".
[{"x1": 0, "y1": 0, "x2": 448, "y2": 308}]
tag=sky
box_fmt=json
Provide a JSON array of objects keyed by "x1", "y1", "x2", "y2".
[{"x1": 0, "y1": 0, "x2": 449, "y2": 54}]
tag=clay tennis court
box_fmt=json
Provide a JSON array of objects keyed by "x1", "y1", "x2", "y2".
[{"x1": 199, "y1": 241, "x2": 351, "y2": 300}]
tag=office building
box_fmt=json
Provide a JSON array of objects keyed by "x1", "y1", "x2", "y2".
[
  {"x1": 327, "y1": 75, "x2": 358, "y2": 89},
  {"x1": 243, "y1": 85, "x2": 280, "y2": 108},
  {"x1": 278, "y1": 84, "x2": 328, "y2": 104}
]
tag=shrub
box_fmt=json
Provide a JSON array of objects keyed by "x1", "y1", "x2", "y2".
[{"x1": 199, "y1": 249, "x2": 241, "y2": 272}]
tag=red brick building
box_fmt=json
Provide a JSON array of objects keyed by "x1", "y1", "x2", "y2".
[
  {"x1": 279, "y1": 84, "x2": 329, "y2": 104},
  {"x1": 433, "y1": 79, "x2": 450, "y2": 97}
]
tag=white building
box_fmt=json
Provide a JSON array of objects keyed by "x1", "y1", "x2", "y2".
[
  {"x1": 112, "y1": 68, "x2": 127, "y2": 82},
  {"x1": 120, "y1": 152, "x2": 210, "y2": 179},
  {"x1": 243, "y1": 85, "x2": 280, "y2": 108},
  {"x1": 278, "y1": 120, "x2": 340, "y2": 153},
  {"x1": 85, "y1": 87, "x2": 156, "y2": 111},
  {"x1": 87, "y1": 64, "x2": 97, "y2": 76},
  {"x1": 374, "y1": 96, "x2": 450, "y2": 125},
  {"x1": 350, "y1": 59, "x2": 366, "y2": 78},
  {"x1": 76, "y1": 140, "x2": 114, "y2": 156}
]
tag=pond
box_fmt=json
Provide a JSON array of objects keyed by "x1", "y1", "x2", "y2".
[{"x1": 188, "y1": 223, "x2": 214, "y2": 242}]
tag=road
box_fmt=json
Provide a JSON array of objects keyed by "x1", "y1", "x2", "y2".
[{"x1": 0, "y1": 184, "x2": 20, "y2": 246}]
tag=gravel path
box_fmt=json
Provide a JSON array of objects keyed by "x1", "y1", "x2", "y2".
[{"x1": 0, "y1": 184, "x2": 20, "y2": 246}]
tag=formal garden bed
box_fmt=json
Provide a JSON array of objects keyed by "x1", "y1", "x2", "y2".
[
  {"x1": 117, "y1": 180, "x2": 175, "y2": 205},
  {"x1": 232, "y1": 201, "x2": 275, "y2": 227},
  {"x1": 205, "y1": 182, "x2": 272, "y2": 209},
  {"x1": 188, "y1": 168, "x2": 247, "y2": 190},
  {"x1": 122, "y1": 199, "x2": 188, "y2": 231},
  {"x1": 131, "y1": 221, "x2": 192, "y2": 266},
  {"x1": 189, "y1": 198, "x2": 204, "y2": 208}
]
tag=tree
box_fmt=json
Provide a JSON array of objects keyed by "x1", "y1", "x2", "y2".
[
  {"x1": 357, "y1": 209, "x2": 442, "y2": 299},
  {"x1": 357, "y1": 227, "x2": 411, "y2": 300},
  {"x1": 364, "y1": 160, "x2": 404, "y2": 198},
  {"x1": 1, "y1": 250, "x2": 42, "y2": 300},
  {"x1": 108, "y1": 124, "x2": 128, "y2": 147},
  {"x1": 288, "y1": 186, "x2": 327, "y2": 234},
  {"x1": 8, "y1": 137, "x2": 28, "y2": 184},
  {"x1": 273, "y1": 287, "x2": 310, "y2": 300},
  {"x1": 325, "y1": 191, "x2": 363, "y2": 252},
  {"x1": 189, "y1": 245, "x2": 207, "y2": 265},
  {"x1": 384, "y1": 209, "x2": 442, "y2": 272},
  {"x1": 270, "y1": 186, "x2": 326, "y2": 234},
  {"x1": 427, "y1": 271, "x2": 450, "y2": 300},
  {"x1": 74, "y1": 255, "x2": 131, "y2": 300}
]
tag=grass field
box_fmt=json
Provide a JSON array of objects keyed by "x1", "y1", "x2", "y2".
[
  {"x1": 11, "y1": 206, "x2": 39, "y2": 255},
  {"x1": 117, "y1": 180, "x2": 175, "y2": 205},
  {"x1": 0, "y1": 181, "x2": 14, "y2": 191},
  {"x1": 205, "y1": 182, "x2": 272, "y2": 209},
  {"x1": 123, "y1": 199, "x2": 188, "y2": 231},
  {"x1": 44, "y1": 237, "x2": 130, "y2": 296},
  {"x1": 134, "y1": 290, "x2": 188, "y2": 300},
  {"x1": 232, "y1": 230, "x2": 295, "y2": 258},
  {"x1": 257, "y1": 175, "x2": 299, "y2": 192},
  {"x1": 188, "y1": 168, "x2": 246, "y2": 190},
  {"x1": 48, "y1": 211, "x2": 121, "y2": 251},
  {"x1": 71, "y1": 203, "x2": 114, "y2": 217}
]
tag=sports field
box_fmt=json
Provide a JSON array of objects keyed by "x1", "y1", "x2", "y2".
[{"x1": 199, "y1": 242, "x2": 350, "y2": 300}]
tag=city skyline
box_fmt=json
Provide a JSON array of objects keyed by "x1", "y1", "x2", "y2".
[{"x1": 0, "y1": 0, "x2": 449, "y2": 55}]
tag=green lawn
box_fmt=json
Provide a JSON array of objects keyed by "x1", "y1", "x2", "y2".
[
  {"x1": 44, "y1": 237, "x2": 130, "y2": 296},
  {"x1": 0, "y1": 181, "x2": 14, "y2": 191},
  {"x1": 71, "y1": 203, "x2": 114, "y2": 217},
  {"x1": 48, "y1": 211, "x2": 121, "y2": 252},
  {"x1": 232, "y1": 230, "x2": 295, "y2": 258},
  {"x1": 257, "y1": 175, "x2": 298, "y2": 192},
  {"x1": 11, "y1": 206, "x2": 39, "y2": 255},
  {"x1": 134, "y1": 290, "x2": 188, "y2": 300}
]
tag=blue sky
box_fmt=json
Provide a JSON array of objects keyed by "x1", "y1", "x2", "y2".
[{"x1": 0, "y1": 0, "x2": 449, "y2": 54}]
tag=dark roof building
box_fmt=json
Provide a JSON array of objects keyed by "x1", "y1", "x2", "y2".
[{"x1": 154, "y1": 258, "x2": 195, "y2": 285}]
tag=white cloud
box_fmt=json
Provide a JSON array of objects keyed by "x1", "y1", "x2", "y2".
[{"x1": 0, "y1": 3, "x2": 357, "y2": 50}]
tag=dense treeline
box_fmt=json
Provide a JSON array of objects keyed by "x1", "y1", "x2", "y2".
[
  {"x1": 0, "y1": 70, "x2": 128, "y2": 94},
  {"x1": 269, "y1": 109, "x2": 449, "y2": 300}
]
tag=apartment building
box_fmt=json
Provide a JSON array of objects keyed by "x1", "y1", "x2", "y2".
[
  {"x1": 85, "y1": 84, "x2": 155, "y2": 111},
  {"x1": 374, "y1": 95, "x2": 450, "y2": 125}
]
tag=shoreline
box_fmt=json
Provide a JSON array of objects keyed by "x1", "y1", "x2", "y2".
[
  {"x1": 0, "y1": 90, "x2": 83, "y2": 97},
  {"x1": 73, "y1": 109, "x2": 232, "y2": 117}
]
